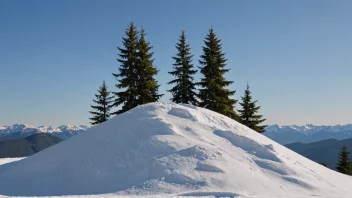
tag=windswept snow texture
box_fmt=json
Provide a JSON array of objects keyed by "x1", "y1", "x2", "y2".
[{"x1": 0, "y1": 103, "x2": 351, "y2": 198}]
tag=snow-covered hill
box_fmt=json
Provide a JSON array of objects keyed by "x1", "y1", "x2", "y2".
[
  {"x1": 0, "y1": 124, "x2": 89, "y2": 140},
  {"x1": 265, "y1": 124, "x2": 352, "y2": 144},
  {"x1": 0, "y1": 103, "x2": 351, "y2": 198}
]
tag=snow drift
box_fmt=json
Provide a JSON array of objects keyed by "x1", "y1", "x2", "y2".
[{"x1": 0, "y1": 103, "x2": 351, "y2": 197}]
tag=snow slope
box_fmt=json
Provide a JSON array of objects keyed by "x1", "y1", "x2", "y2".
[
  {"x1": 0, "y1": 103, "x2": 351, "y2": 198},
  {"x1": 0, "y1": 157, "x2": 24, "y2": 165},
  {"x1": 265, "y1": 124, "x2": 352, "y2": 144}
]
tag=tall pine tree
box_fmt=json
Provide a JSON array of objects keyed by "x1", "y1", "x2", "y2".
[
  {"x1": 336, "y1": 144, "x2": 352, "y2": 175},
  {"x1": 89, "y1": 81, "x2": 114, "y2": 125},
  {"x1": 198, "y1": 28, "x2": 237, "y2": 119},
  {"x1": 168, "y1": 31, "x2": 198, "y2": 105},
  {"x1": 238, "y1": 84, "x2": 267, "y2": 133},
  {"x1": 112, "y1": 22, "x2": 139, "y2": 115},
  {"x1": 135, "y1": 27, "x2": 163, "y2": 104}
]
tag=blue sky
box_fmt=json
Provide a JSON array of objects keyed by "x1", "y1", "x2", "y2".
[{"x1": 1, "y1": 0, "x2": 351, "y2": 126}]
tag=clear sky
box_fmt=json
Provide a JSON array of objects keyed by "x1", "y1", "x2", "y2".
[{"x1": 1, "y1": 0, "x2": 351, "y2": 126}]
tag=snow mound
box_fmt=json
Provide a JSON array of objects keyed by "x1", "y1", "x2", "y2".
[
  {"x1": 0, "y1": 103, "x2": 351, "y2": 197},
  {"x1": 168, "y1": 107, "x2": 196, "y2": 121}
]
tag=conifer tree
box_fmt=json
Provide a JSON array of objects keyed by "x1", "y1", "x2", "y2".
[
  {"x1": 168, "y1": 31, "x2": 198, "y2": 105},
  {"x1": 112, "y1": 22, "x2": 139, "y2": 115},
  {"x1": 336, "y1": 144, "x2": 352, "y2": 175},
  {"x1": 238, "y1": 84, "x2": 267, "y2": 133},
  {"x1": 319, "y1": 162, "x2": 328, "y2": 168},
  {"x1": 198, "y1": 28, "x2": 237, "y2": 119},
  {"x1": 89, "y1": 81, "x2": 114, "y2": 125},
  {"x1": 135, "y1": 28, "x2": 163, "y2": 104}
]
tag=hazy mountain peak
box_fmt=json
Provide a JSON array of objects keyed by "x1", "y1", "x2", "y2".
[
  {"x1": 0, "y1": 124, "x2": 90, "y2": 139},
  {"x1": 265, "y1": 124, "x2": 352, "y2": 144}
]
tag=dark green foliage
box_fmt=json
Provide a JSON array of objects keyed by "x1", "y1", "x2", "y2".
[
  {"x1": 238, "y1": 84, "x2": 266, "y2": 133},
  {"x1": 112, "y1": 23, "x2": 162, "y2": 114},
  {"x1": 319, "y1": 162, "x2": 328, "y2": 168},
  {"x1": 168, "y1": 31, "x2": 198, "y2": 105},
  {"x1": 198, "y1": 28, "x2": 238, "y2": 119},
  {"x1": 336, "y1": 144, "x2": 352, "y2": 175},
  {"x1": 112, "y1": 22, "x2": 139, "y2": 114},
  {"x1": 89, "y1": 81, "x2": 114, "y2": 125},
  {"x1": 135, "y1": 28, "x2": 163, "y2": 105}
]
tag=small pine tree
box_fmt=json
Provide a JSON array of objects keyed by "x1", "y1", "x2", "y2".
[
  {"x1": 135, "y1": 27, "x2": 163, "y2": 104},
  {"x1": 238, "y1": 84, "x2": 267, "y2": 133},
  {"x1": 336, "y1": 144, "x2": 352, "y2": 175},
  {"x1": 112, "y1": 22, "x2": 139, "y2": 115},
  {"x1": 168, "y1": 30, "x2": 198, "y2": 105},
  {"x1": 198, "y1": 28, "x2": 238, "y2": 119},
  {"x1": 89, "y1": 81, "x2": 114, "y2": 125}
]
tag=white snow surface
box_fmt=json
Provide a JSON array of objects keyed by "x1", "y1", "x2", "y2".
[
  {"x1": 0, "y1": 157, "x2": 24, "y2": 165},
  {"x1": 0, "y1": 103, "x2": 351, "y2": 198}
]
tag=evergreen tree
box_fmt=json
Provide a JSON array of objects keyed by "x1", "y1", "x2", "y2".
[
  {"x1": 168, "y1": 31, "x2": 198, "y2": 105},
  {"x1": 319, "y1": 162, "x2": 328, "y2": 168},
  {"x1": 112, "y1": 22, "x2": 139, "y2": 115},
  {"x1": 336, "y1": 144, "x2": 352, "y2": 175},
  {"x1": 135, "y1": 28, "x2": 163, "y2": 104},
  {"x1": 238, "y1": 84, "x2": 267, "y2": 133},
  {"x1": 89, "y1": 81, "x2": 114, "y2": 125},
  {"x1": 198, "y1": 28, "x2": 238, "y2": 119}
]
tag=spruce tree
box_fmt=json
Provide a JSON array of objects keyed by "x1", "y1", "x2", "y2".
[
  {"x1": 168, "y1": 31, "x2": 198, "y2": 105},
  {"x1": 198, "y1": 28, "x2": 237, "y2": 119},
  {"x1": 135, "y1": 28, "x2": 163, "y2": 104},
  {"x1": 112, "y1": 22, "x2": 139, "y2": 115},
  {"x1": 336, "y1": 144, "x2": 352, "y2": 175},
  {"x1": 89, "y1": 81, "x2": 114, "y2": 125},
  {"x1": 319, "y1": 162, "x2": 328, "y2": 168},
  {"x1": 238, "y1": 84, "x2": 267, "y2": 133}
]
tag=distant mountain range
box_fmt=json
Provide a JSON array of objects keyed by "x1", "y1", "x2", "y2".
[
  {"x1": 1, "y1": 123, "x2": 352, "y2": 171},
  {"x1": 2, "y1": 124, "x2": 352, "y2": 145},
  {"x1": 264, "y1": 124, "x2": 352, "y2": 144},
  {"x1": 0, "y1": 133, "x2": 62, "y2": 158},
  {"x1": 285, "y1": 138, "x2": 352, "y2": 170},
  {"x1": 0, "y1": 124, "x2": 90, "y2": 140}
]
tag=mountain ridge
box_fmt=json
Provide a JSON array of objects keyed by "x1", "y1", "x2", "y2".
[
  {"x1": 0, "y1": 124, "x2": 89, "y2": 140},
  {"x1": 265, "y1": 124, "x2": 352, "y2": 144},
  {"x1": 266, "y1": 124, "x2": 352, "y2": 133},
  {"x1": 285, "y1": 138, "x2": 352, "y2": 170},
  {"x1": 0, "y1": 133, "x2": 63, "y2": 158},
  {"x1": 3, "y1": 123, "x2": 352, "y2": 144}
]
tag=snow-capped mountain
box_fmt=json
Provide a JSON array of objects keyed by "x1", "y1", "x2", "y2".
[
  {"x1": 0, "y1": 124, "x2": 90, "y2": 140},
  {"x1": 3, "y1": 123, "x2": 352, "y2": 145},
  {"x1": 0, "y1": 103, "x2": 351, "y2": 197},
  {"x1": 265, "y1": 124, "x2": 352, "y2": 144}
]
